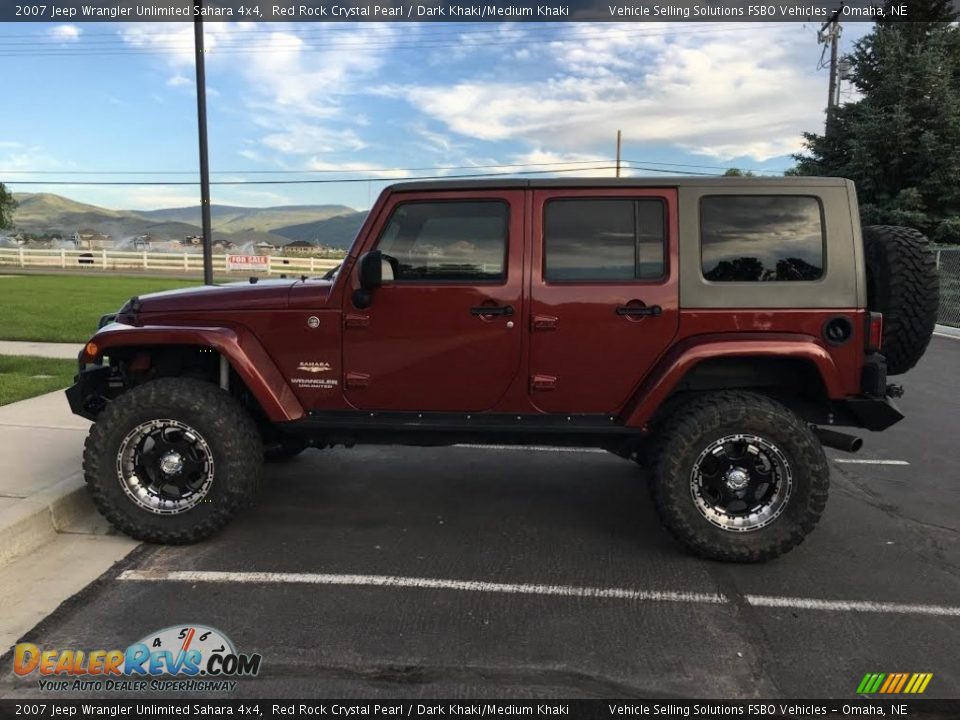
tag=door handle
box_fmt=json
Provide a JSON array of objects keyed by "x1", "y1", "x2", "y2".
[
  {"x1": 615, "y1": 304, "x2": 662, "y2": 317},
  {"x1": 470, "y1": 305, "x2": 514, "y2": 317}
]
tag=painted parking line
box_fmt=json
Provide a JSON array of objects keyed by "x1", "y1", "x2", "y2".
[
  {"x1": 834, "y1": 459, "x2": 910, "y2": 465},
  {"x1": 118, "y1": 570, "x2": 723, "y2": 604},
  {"x1": 117, "y1": 570, "x2": 960, "y2": 618}
]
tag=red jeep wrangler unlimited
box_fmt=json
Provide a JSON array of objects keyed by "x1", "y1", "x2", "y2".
[{"x1": 67, "y1": 178, "x2": 939, "y2": 562}]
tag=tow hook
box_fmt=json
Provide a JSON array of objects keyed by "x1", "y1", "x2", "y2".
[
  {"x1": 813, "y1": 427, "x2": 864, "y2": 453},
  {"x1": 886, "y1": 383, "x2": 905, "y2": 398}
]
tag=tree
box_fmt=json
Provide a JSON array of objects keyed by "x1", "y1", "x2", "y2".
[
  {"x1": 0, "y1": 183, "x2": 15, "y2": 231},
  {"x1": 723, "y1": 168, "x2": 756, "y2": 177},
  {"x1": 790, "y1": 0, "x2": 960, "y2": 243}
]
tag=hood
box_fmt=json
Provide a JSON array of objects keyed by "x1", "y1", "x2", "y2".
[{"x1": 136, "y1": 279, "x2": 298, "y2": 314}]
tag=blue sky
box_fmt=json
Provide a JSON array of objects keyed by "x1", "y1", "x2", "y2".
[{"x1": 1, "y1": 21, "x2": 868, "y2": 211}]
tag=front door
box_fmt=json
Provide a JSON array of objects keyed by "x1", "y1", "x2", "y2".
[
  {"x1": 342, "y1": 191, "x2": 524, "y2": 412},
  {"x1": 528, "y1": 188, "x2": 680, "y2": 414}
]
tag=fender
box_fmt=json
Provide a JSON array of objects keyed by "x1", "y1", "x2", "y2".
[
  {"x1": 86, "y1": 323, "x2": 305, "y2": 422},
  {"x1": 621, "y1": 333, "x2": 843, "y2": 429}
]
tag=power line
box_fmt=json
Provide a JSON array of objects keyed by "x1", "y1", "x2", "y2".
[
  {"x1": 4, "y1": 166, "x2": 625, "y2": 186},
  {"x1": 1, "y1": 159, "x2": 791, "y2": 178},
  {"x1": 4, "y1": 163, "x2": 746, "y2": 186},
  {"x1": 0, "y1": 159, "x2": 614, "y2": 175},
  {"x1": 0, "y1": 25, "x2": 797, "y2": 57},
  {"x1": 623, "y1": 158, "x2": 788, "y2": 174},
  {"x1": 0, "y1": 22, "x2": 789, "y2": 42}
]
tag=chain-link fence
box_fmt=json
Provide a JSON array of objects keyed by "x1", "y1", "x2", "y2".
[{"x1": 936, "y1": 247, "x2": 960, "y2": 328}]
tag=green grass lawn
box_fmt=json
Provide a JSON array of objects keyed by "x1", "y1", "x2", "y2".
[
  {"x1": 0, "y1": 274, "x2": 200, "y2": 343},
  {"x1": 0, "y1": 355, "x2": 78, "y2": 406}
]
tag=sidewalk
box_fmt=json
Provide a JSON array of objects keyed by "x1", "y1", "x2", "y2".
[
  {"x1": 0, "y1": 390, "x2": 96, "y2": 563},
  {"x1": 0, "y1": 340, "x2": 81, "y2": 359},
  {"x1": 0, "y1": 390, "x2": 137, "y2": 649}
]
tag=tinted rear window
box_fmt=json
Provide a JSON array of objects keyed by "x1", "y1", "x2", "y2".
[
  {"x1": 544, "y1": 199, "x2": 665, "y2": 281},
  {"x1": 700, "y1": 196, "x2": 824, "y2": 282}
]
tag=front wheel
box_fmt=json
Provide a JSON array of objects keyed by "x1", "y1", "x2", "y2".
[
  {"x1": 649, "y1": 391, "x2": 829, "y2": 562},
  {"x1": 83, "y1": 377, "x2": 263, "y2": 544}
]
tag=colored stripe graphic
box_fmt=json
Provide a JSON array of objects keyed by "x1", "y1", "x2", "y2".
[{"x1": 858, "y1": 672, "x2": 933, "y2": 694}]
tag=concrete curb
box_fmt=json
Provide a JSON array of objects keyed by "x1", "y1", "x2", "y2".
[
  {"x1": 933, "y1": 324, "x2": 960, "y2": 339},
  {"x1": 0, "y1": 474, "x2": 93, "y2": 568}
]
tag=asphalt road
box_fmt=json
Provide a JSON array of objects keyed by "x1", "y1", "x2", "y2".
[{"x1": 2, "y1": 337, "x2": 958, "y2": 700}]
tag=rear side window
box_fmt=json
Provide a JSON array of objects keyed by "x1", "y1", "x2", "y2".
[
  {"x1": 544, "y1": 198, "x2": 666, "y2": 282},
  {"x1": 376, "y1": 201, "x2": 508, "y2": 282},
  {"x1": 700, "y1": 195, "x2": 824, "y2": 282}
]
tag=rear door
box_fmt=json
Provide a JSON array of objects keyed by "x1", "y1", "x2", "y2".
[
  {"x1": 528, "y1": 188, "x2": 679, "y2": 414},
  {"x1": 342, "y1": 191, "x2": 524, "y2": 412}
]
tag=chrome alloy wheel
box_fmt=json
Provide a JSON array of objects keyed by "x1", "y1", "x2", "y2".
[
  {"x1": 116, "y1": 419, "x2": 214, "y2": 515},
  {"x1": 690, "y1": 433, "x2": 793, "y2": 533}
]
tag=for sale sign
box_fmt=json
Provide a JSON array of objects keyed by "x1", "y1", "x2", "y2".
[{"x1": 226, "y1": 255, "x2": 269, "y2": 272}]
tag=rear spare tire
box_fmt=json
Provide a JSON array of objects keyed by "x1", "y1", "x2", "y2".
[{"x1": 862, "y1": 225, "x2": 939, "y2": 375}]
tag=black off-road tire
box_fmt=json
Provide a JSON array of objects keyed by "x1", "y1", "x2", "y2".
[
  {"x1": 649, "y1": 391, "x2": 829, "y2": 563},
  {"x1": 862, "y1": 225, "x2": 939, "y2": 375},
  {"x1": 83, "y1": 377, "x2": 262, "y2": 544}
]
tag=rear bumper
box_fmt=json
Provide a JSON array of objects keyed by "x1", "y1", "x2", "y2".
[{"x1": 834, "y1": 395, "x2": 905, "y2": 431}]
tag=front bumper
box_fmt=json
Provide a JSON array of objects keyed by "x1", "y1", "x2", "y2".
[{"x1": 65, "y1": 364, "x2": 113, "y2": 420}]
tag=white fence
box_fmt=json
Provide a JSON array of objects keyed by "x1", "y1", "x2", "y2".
[{"x1": 0, "y1": 247, "x2": 341, "y2": 276}]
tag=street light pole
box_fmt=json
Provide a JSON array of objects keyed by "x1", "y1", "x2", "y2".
[{"x1": 193, "y1": 0, "x2": 214, "y2": 285}]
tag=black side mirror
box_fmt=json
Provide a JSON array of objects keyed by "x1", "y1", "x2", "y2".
[
  {"x1": 358, "y1": 250, "x2": 383, "y2": 290},
  {"x1": 353, "y1": 250, "x2": 383, "y2": 309}
]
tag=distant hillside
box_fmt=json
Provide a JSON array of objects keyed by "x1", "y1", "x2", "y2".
[
  {"x1": 14, "y1": 193, "x2": 131, "y2": 226},
  {"x1": 10, "y1": 193, "x2": 356, "y2": 247},
  {"x1": 273, "y1": 211, "x2": 368, "y2": 249},
  {"x1": 135, "y1": 203, "x2": 356, "y2": 234}
]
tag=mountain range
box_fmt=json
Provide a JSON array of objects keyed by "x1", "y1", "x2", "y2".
[{"x1": 9, "y1": 193, "x2": 368, "y2": 249}]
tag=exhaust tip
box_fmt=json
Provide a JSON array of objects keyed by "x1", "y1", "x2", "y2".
[{"x1": 814, "y1": 427, "x2": 864, "y2": 453}]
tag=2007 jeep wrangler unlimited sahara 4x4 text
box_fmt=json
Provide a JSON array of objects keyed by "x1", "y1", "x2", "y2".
[{"x1": 67, "y1": 178, "x2": 940, "y2": 562}]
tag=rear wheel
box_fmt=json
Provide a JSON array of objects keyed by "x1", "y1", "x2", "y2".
[
  {"x1": 83, "y1": 377, "x2": 262, "y2": 544},
  {"x1": 649, "y1": 391, "x2": 829, "y2": 562}
]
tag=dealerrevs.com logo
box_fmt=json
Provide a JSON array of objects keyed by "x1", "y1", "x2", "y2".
[{"x1": 13, "y1": 625, "x2": 262, "y2": 692}]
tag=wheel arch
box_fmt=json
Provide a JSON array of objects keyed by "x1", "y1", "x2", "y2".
[
  {"x1": 622, "y1": 334, "x2": 842, "y2": 429},
  {"x1": 84, "y1": 324, "x2": 304, "y2": 423}
]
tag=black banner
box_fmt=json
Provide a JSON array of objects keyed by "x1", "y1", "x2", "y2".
[
  {"x1": 2, "y1": 700, "x2": 960, "y2": 720},
  {"x1": 3, "y1": 0, "x2": 960, "y2": 23}
]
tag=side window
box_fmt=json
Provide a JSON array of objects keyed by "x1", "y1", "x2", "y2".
[
  {"x1": 544, "y1": 199, "x2": 665, "y2": 282},
  {"x1": 375, "y1": 201, "x2": 508, "y2": 282},
  {"x1": 700, "y1": 196, "x2": 824, "y2": 282}
]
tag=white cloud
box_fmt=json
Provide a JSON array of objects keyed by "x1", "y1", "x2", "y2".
[
  {"x1": 506, "y1": 149, "x2": 616, "y2": 177},
  {"x1": 259, "y1": 123, "x2": 367, "y2": 156},
  {"x1": 167, "y1": 74, "x2": 192, "y2": 88},
  {"x1": 119, "y1": 22, "x2": 399, "y2": 165},
  {"x1": 302, "y1": 160, "x2": 412, "y2": 179},
  {"x1": 48, "y1": 24, "x2": 81, "y2": 42},
  {"x1": 392, "y1": 24, "x2": 826, "y2": 162}
]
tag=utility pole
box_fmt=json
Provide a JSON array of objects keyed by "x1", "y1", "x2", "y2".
[
  {"x1": 819, "y1": 5, "x2": 843, "y2": 112},
  {"x1": 615, "y1": 129, "x2": 622, "y2": 178},
  {"x1": 193, "y1": 0, "x2": 214, "y2": 285}
]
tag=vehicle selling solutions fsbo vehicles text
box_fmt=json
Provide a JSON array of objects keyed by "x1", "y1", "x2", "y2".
[{"x1": 608, "y1": 4, "x2": 832, "y2": 18}]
